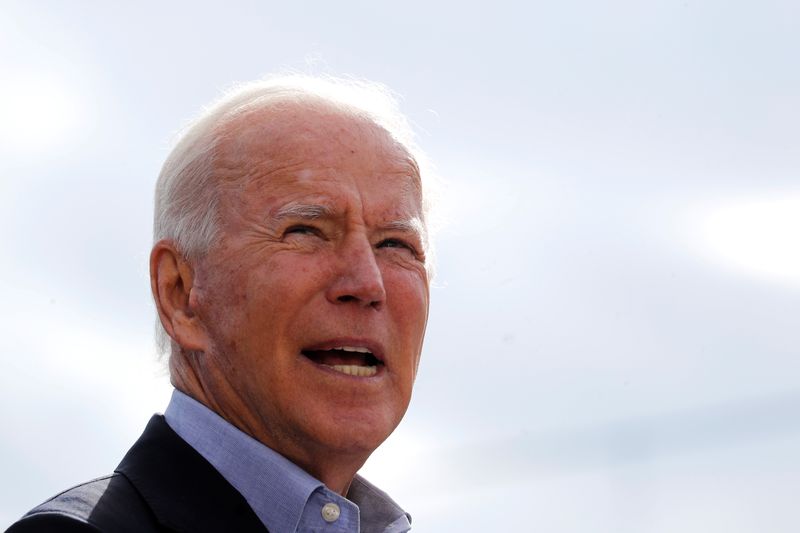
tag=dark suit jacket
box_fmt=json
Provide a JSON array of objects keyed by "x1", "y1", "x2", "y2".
[{"x1": 6, "y1": 416, "x2": 268, "y2": 532}]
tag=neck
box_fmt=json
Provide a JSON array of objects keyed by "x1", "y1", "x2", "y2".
[
  {"x1": 170, "y1": 355, "x2": 369, "y2": 496},
  {"x1": 283, "y1": 448, "x2": 368, "y2": 496}
]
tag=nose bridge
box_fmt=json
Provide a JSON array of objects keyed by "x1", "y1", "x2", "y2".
[{"x1": 329, "y1": 230, "x2": 386, "y2": 307}]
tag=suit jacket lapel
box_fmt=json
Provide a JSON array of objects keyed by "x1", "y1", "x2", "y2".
[{"x1": 116, "y1": 415, "x2": 268, "y2": 533}]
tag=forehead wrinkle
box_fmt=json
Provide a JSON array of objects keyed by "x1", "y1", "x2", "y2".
[
  {"x1": 213, "y1": 119, "x2": 312, "y2": 187},
  {"x1": 215, "y1": 115, "x2": 422, "y2": 200}
]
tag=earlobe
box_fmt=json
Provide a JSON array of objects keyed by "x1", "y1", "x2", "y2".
[{"x1": 150, "y1": 241, "x2": 208, "y2": 352}]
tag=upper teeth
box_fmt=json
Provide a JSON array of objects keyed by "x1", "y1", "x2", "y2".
[{"x1": 334, "y1": 346, "x2": 371, "y2": 353}]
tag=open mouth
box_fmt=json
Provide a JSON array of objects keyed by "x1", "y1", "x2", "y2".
[{"x1": 301, "y1": 345, "x2": 384, "y2": 377}]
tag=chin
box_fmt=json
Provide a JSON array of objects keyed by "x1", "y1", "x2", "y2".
[{"x1": 309, "y1": 406, "x2": 403, "y2": 457}]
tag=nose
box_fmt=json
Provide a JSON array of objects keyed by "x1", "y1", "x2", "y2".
[{"x1": 326, "y1": 235, "x2": 387, "y2": 309}]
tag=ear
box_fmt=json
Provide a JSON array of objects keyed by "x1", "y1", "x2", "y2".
[{"x1": 150, "y1": 241, "x2": 209, "y2": 353}]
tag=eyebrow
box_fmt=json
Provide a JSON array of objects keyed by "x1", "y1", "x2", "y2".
[
  {"x1": 273, "y1": 203, "x2": 336, "y2": 221},
  {"x1": 384, "y1": 217, "x2": 426, "y2": 238},
  {"x1": 272, "y1": 202, "x2": 427, "y2": 242}
]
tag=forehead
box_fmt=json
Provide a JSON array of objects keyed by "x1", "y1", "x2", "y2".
[
  {"x1": 216, "y1": 102, "x2": 419, "y2": 183},
  {"x1": 214, "y1": 103, "x2": 423, "y2": 215}
]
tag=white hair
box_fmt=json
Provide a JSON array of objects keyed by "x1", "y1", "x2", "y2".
[{"x1": 153, "y1": 73, "x2": 440, "y2": 355}]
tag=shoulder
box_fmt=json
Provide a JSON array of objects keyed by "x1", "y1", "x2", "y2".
[{"x1": 6, "y1": 473, "x2": 161, "y2": 533}]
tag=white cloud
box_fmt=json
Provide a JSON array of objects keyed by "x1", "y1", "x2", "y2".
[{"x1": 693, "y1": 193, "x2": 800, "y2": 287}]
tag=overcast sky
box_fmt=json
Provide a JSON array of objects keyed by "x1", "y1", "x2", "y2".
[{"x1": 2, "y1": 1, "x2": 799, "y2": 531}]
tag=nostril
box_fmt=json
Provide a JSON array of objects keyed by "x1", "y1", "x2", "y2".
[{"x1": 335, "y1": 293, "x2": 382, "y2": 309}]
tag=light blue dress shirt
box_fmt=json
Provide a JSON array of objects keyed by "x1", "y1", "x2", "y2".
[{"x1": 164, "y1": 390, "x2": 411, "y2": 533}]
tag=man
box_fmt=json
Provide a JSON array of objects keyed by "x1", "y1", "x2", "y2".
[{"x1": 8, "y1": 75, "x2": 434, "y2": 533}]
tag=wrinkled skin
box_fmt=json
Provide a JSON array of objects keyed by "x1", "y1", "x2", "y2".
[{"x1": 152, "y1": 103, "x2": 430, "y2": 494}]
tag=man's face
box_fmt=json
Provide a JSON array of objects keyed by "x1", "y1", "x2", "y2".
[{"x1": 188, "y1": 105, "x2": 430, "y2": 465}]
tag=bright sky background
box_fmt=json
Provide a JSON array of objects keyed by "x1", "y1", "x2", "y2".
[{"x1": 2, "y1": 1, "x2": 799, "y2": 531}]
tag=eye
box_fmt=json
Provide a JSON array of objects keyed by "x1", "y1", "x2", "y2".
[
  {"x1": 377, "y1": 238, "x2": 418, "y2": 255},
  {"x1": 284, "y1": 225, "x2": 322, "y2": 238}
]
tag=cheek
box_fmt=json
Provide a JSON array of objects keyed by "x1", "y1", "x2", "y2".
[
  {"x1": 386, "y1": 269, "x2": 430, "y2": 355},
  {"x1": 233, "y1": 255, "x2": 333, "y2": 332},
  {"x1": 197, "y1": 260, "x2": 278, "y2": 352},
  {"x1": 388, "y1": 269, "x2": 429, "y2": 321},
  {"x1": 194, "y1": 280, "x2": 247, "y2": 346},
  {"x1": 267, "y1": 250, "x2": 338, "y2": 284}
]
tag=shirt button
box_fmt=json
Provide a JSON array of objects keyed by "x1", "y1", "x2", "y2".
[{"x1": 321, "y1": 502, "x2": 341, "y2": 523}]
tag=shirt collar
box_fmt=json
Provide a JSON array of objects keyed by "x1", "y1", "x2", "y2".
[{"x1": 164, "y1": 389, "x2": 411, "y2": 533}]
